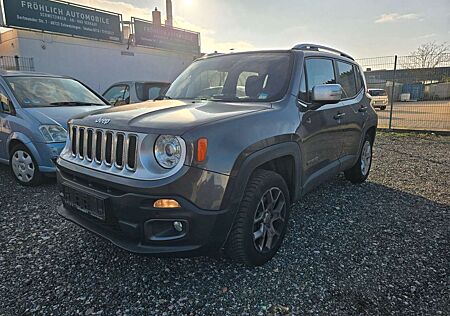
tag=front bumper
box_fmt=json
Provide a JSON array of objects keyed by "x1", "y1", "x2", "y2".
[
  {"x1": 56, "y1": 161, "x2": 235, "y2": 256},
  {"x1": 35, "y1": 142, "x2": 65, "y2": 173}
]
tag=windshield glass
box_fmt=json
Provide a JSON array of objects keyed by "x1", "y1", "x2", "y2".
[
  {"x1": 5, "y1": 76, "x2": 106, "y2": 108},
  {"x1": 369, "y1": 89, "x2": 387, "y2": 96},
  {"x1": 136, "y1": 82, "x2": 170, "y2": 101},
  {"x1": 165, "y1": 52, "x2": 292, "y2": 102}
]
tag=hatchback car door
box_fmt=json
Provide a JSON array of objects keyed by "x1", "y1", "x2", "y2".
[
  {"x1": 334, "y1": 60, "x2": 367, "y2": 167},
  {"x1": 297, "y1": 58, "x2": 343, "y2": 191}
]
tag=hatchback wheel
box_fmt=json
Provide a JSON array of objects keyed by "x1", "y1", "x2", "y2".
[
  {"x1": 10, "y1": 144, "x2": 43, "y2": 186},
  {"x1": 225, "y1": 170, "x2": 290, "y2": 266},
  {"x1": 344, "y1": 134, "x2": 373, "y2": 184}
]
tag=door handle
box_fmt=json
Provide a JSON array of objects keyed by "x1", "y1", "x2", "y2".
[
  {"x1": 333, "y1": 112, "x2": 346, "y2": 120},
  {"x1": 358, "y1": 106, "x2": 367, "y2": 113}
]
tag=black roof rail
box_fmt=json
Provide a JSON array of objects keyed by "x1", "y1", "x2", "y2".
[{"x1": 292, "y1": 43, "x2": 354, "y2": 61}]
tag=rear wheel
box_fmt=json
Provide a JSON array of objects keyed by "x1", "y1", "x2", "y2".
[
  {"x1": 225, "y1": 170, "x2": 290, "y2": 266},
  {"x1": 10, "y1": 144, "x2": 43, "y2": 186},
  {"x1": 344, "y1": 134, "x2": 373, "y2": 184}
]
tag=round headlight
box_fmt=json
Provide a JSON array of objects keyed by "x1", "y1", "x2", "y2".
[{"x1": 154, "y1": 135, "x2": 183, "y2": 169}]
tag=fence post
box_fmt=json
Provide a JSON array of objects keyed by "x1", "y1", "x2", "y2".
[
  {"x1": 388, "y1": 55, "x2": 398, "y2": 130},
  {"x1": 14, "y1": 55, "x2": 20, "y2": 71}
]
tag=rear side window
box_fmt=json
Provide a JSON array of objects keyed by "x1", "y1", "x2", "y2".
[
  {"x1": 355, "y1": 66, "x2": 364, "y2": 92},
  {"x1": 336, "y1": 61, "x2": 357, "y2": 98},
  {"x1": 300, "y1": 58, "x2": 336, "y2": 103}
]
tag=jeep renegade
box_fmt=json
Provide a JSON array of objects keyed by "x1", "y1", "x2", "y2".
[{"x1": 57, "y1": 44, "x2": 377, "y2": 266}]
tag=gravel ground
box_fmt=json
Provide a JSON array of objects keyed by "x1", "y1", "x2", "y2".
[{"x1": 1, "y1": 132, "x2": 449, "y2": 315}]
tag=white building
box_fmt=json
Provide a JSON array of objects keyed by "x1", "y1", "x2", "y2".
[{"x1": 0, "y1": 27, "x2": 197, "y2": 93}]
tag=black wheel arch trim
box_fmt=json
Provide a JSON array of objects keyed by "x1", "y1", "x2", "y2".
[{"x1": 222, "y1": 140, "x2": 302, "y2": 211}]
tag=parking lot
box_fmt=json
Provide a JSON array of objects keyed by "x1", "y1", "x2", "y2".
[
  {"x1": 377, "y1": 101, "x2": 450, "y2": 131},
  {"x1": 0, "y1": 132, "x2": 449, "y2": 315}
]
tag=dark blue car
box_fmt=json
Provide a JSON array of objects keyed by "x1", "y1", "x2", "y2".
[{"x1": 0, "y1": 71, "x2": 109, "y2": 185}]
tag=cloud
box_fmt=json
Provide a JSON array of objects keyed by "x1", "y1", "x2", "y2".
[
  {"x1": 416, "y1": 33, "x2": 437, "y2": 39},
  {"x1": 75, "y1": 0, "x2": 253, "y2": 53},
  {"x1": 375, "y1": 13, "x2": 420, "y2": 23}
]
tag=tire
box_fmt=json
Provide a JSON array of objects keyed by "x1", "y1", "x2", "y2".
[
  {"x1": 9, "y1": 144, "x2": 44, "y2": 186},
  {"x1": 344, "y1": 134, "x2": 373, "y2": 184},
  {"x1": 225, "y1": 169, "x2": 290, "y2": 266}
]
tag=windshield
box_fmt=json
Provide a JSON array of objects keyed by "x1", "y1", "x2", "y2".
[
  {"x1": 5, "y1": 76, "x2": 106, "y2": 108},
  {"x1": 165, "y1": 52, "x2": 292, "y2": 102},
  {"x1": 136, "y1": 82, "x2": 170, "y2": 101},
  {"x1": 369, "y1": 89, "x2": 387, "y2": 96}
]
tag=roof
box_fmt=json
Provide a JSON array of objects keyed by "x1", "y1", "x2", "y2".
[
  {"x1": 197, "y1": 48, "x2": 356, "y2": 64},
  {"x1": 0, "y1": 70, "x2": 66, "y2": 78},
  {"x1": 111, "y1": 81, "x2": 170, "y2": 85}
]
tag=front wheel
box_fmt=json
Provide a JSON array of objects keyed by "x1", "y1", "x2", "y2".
[
  {"x1": 225, "y1": 170, "x2": 290, "y2": 266},
  {"x1": 344, "y1": 134, "x2": 373, "y2": 184},
  {"x1": 10, "y1": 144, "x2": 44, "y2": 186}
]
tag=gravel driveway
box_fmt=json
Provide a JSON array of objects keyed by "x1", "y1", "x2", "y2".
[{"x1": 1, "y1": 132, "x2": 449, "y2": 315}]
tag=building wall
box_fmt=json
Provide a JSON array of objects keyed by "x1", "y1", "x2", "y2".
[{"x1": 0, "y1": 29, "x2": 195, "y2": 93}]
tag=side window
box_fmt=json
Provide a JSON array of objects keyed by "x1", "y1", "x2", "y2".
[
  {"x1": 0, "y1": 86, "x2": 13, "y2": 114},
  {"x1": 103, "y1": 85, "x2": 129, "y2": 104},
  {"x1": 303, "y1": 58, "x2": 336, "y2": 103},
  {"x1": 336, "y1": 61, "x2": 357, "y2": 98},
  {"x1": 147, "y1": 87, "x2": 162, "y2": 100},
  {"x1": 355, "y1": 66, "x2": 365, "y2": 92}
]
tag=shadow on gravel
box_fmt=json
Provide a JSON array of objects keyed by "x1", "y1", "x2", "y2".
[
  {"x1": 1, "y1": 163, "x2": 448, "y2": 315},
  {"x1": 56, "y1": 177, "x2": 449, "y2": 314}
]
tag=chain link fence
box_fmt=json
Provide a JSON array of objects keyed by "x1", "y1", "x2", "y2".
[
  {"x1": 0, "y1": 56, "x2": 35, "y2": 72},
  {"x1": 356, "y1": 53, "x2": 450, "y2": 132}
]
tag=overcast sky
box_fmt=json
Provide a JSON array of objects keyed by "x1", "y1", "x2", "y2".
[{"x1": 9, "y1": 0, "x2": 450, "y2": 57}]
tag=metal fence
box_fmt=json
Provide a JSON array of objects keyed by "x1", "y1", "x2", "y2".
[
  {"x1": 0, "y1": 56, "x2": 35, "y2": 72},
  {"x1": 356, "y1": 53, "x2": 450, "y2": 132}
]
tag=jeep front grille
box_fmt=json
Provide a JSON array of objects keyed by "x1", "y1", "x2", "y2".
[{"x1": 70, "y1": 125, "x2": 138, "y2": 171}]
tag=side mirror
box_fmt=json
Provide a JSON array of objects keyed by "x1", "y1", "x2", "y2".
[
  {"x1": 311, "y1": 84, "x2": 343, "y2": 105},
  {"x1": 0, "y1": 98, "x2": 14, "y2": 114}
]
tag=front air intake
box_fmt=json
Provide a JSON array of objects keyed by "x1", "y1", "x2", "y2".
[{"x1": 70, "y1": 126, "x2": 139, "y2": 171}]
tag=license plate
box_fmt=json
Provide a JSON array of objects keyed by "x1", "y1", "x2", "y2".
[{"x1": 62, "y1": 185, "x2": 107, "y2": 221}]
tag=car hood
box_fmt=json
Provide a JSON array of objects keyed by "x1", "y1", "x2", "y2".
[
  {"x1": 24, "y1": 106, "x2": 110, "y2": 129},
  {"x1": 70, "y1": 100, "x2": 271, "y2": 134}
]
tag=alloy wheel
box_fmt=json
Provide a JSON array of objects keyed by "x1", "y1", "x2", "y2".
[
  {"x1": 253, "y1": 187, "x2": 287, "y2": 253},
  {"x1": 360, "y1": 140, "x2": 372, "y2": 176}
]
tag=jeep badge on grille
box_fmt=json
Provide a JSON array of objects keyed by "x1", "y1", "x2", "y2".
[{"x1": 95, "y1": 118, "x2": 111, "y2": 125}]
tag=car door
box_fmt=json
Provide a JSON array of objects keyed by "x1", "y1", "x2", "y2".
[
  {"x1": 297, "y1": 57, "x2": 345, "y2": 191},
  {"x1": 0, "y1": 84, "x2": 14, "y2": 162},
  {"x1": 334, "y1": 60, "x2": 367, "y2": 169}
]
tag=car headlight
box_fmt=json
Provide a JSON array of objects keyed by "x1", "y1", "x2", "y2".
[
  {"x1": 39, "y1": 125, "x2": 67, "y2": 143},
  {"x1": 154, "y1": 135, "x2": 183, "y2": 169}
]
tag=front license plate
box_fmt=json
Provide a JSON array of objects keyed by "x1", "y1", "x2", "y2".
[{"x1": 62, "y1": 185, "x2": 107, "y2": 221}]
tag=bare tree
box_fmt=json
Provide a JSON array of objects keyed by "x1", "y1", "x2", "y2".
[{"x1": 404, "y1": 41, "x2": 449, "y2": 69}]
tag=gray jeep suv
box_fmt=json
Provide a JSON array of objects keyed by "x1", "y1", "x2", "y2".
[{"x1": 57, "y1": 44, "x2": 377, "y2": 266}]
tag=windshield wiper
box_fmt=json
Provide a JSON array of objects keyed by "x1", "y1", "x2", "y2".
[{"x1": 49, "y1": 101, "x2": 105, "y2": 106}]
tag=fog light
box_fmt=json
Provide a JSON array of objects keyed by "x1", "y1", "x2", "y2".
[
  {"x1": 173, "y1": 221, "x2": 183, "y2": 232},
  {"x1": 153, "y1": 199, "x2": 181, "y2": 209}
]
